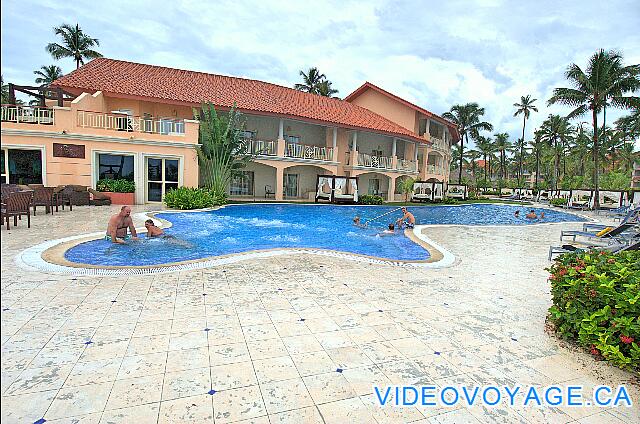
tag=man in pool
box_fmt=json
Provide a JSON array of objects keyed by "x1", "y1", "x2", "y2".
[
  {"x1": 526, "y1": 209, "x2": 538, "y2": 219},
  {"x1": 106, "y1": 206, "x2": 139, "y2": 244},
  {"x1": 381, "y1": 223, "x2": 396, "y2": 235},
  {"x1": 514, "y1": 210, "x2": 520, "y2": 218},
  {"x1": 396, "y1": 207, "x2": 416, "y2": 229}
]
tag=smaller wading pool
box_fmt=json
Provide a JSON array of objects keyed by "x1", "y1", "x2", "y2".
[{"x1": 61, "y1": 203, "x2": 586, "y2": 267}]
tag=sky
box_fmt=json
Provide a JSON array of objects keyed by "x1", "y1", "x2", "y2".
[{"x1": 2, "y1": 0, "x2": 639, "y2": 148}]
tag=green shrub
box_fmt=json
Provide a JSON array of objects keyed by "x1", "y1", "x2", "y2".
[
  {"x1": 358, "y1": 194, "x2": 384, "y2": 205},
  {"x1": 164, "y1": 187, "x2": 227, "y2": 210},
  {"x1": 96, "y1": 179, "x2": 136, "y2": 193},
  {"x1": 550, "y1": 198, "x2": 568, "y2": 207},
  {"x1": 439, "y1": 197, "x2": 459, "y2": 205},
  {"x1": 547, "y1": 251, "x2": 640, "y2": 372}
]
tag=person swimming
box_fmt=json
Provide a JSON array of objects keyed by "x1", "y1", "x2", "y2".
[
  {"x1": 514, "y1": 210, "x2": 520, "y2": 218},
  {"x1": 106, "y1": 206, "x2": 139, "y2": 244},
  {"x1": 144, "y1": 219, "x2": 165, "y2": 237},
  {"x1": 353, "y1": 216, "x2": 367, "y2": 228},
  {"x1": 380, "y1": 223, "x2": 396, "y2": 235},
  {"x1": 526, "y1": 209, "x2": 538, "y2": 219},
  {"x1": 396, "y1": 207, "x2": 415, "y2": 229}
]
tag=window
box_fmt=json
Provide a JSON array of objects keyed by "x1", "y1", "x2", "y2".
[
  {"x1": 284, "y1": 173, "x2": 298, "y2": 197},
  {"x1": 372, "y1": 149, "x2": 383, "y2": 157},
  {"x1": 241, "y1": 130, "x2": 256, "y2": 140},
  {"x1": 368, "y1": 178, "x2": 380, "y2": 195},
  {"x1": 98, "y1": 154, "x2": 135, "y2": 181},
  {"x1": 146, "y1": 157, "x2": 179, "y2": 202},
  {"x1": 230, "y1": 171, "x2": 254, "y2": 195},
  {"x1": 4, "y1": 149, "x2": 43, "y2": 184},
  {"x1": 285, "y1": 135, "x2": 300, "y2": 144},
  {"x1": 419, "y1": 119, "x2": 428, "y2": 136}
]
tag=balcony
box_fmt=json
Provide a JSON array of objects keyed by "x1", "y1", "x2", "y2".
[
  {"x1": 425, "y1": 164, "x2": 446, "y2": 175},
  {"x1": 396, "y1": 158, "x2": 418, "y2": 172},
  {"x1": 77, "y1": 110, "x2": 185, "y2": 136},
  {"x1": 1, "y1": 105, "x2": 55, "y2": 125},
  {"x1": 285, "y1": 142, "x2": 333, "y2": 161},
  {"x1": 430, "y1": 137, "x2": 448, "y2": 152},
  {"x1": 357, "y1": 152, "x2": 393, "y2": 169},
  {"x1": 239, "y1": 138, "x2": 277, "y2": 156}
]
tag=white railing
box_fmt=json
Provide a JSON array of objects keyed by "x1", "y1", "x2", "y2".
[
  {"x1": 430, "y1": 137, "x2": 447, "y2": 152},
  {"x1": 285, "y1": 142, "x2": 333, "y2": 161},
  {"x1": 426, "y1": 164, "x2": 446, "y2": 174},
  {"x1": 240, "y1": 139, "x2": 276, "y2": 156},
  {"x1": 357, "y1": 152, "x2": 393, "y2": 169},
  {"x1": 396, "y1": 158, "x2": 417, "y2": 172},
  {"x1": 77, "y1": 110, "x2": 185, "y2": 135},
  {"x1": 1, "y1": 105, "x2": 55, "y2": 125}
]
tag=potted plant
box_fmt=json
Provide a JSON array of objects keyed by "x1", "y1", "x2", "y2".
[{"x1": 96, "y1": 179, "x2": 136, "y2": 205}]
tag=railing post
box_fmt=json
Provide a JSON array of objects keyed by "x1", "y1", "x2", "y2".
[{"x1": 392, "y1": 156, "x2": 398, "y2": 170}]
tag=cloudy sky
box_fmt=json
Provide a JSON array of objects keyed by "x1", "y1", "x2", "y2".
[{"x1": 2, "y1": 0, "x2": 639, "y2": 147}]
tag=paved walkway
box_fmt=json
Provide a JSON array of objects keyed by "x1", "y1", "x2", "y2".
[{"x1": 1, "y1": 204, "x2": 638, "y2": 423}]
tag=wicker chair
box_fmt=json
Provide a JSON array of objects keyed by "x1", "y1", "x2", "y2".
[
  {"x1": 3, "y1": 190, "x2": 33, "y2": 230},
  {"x1": 32, "y1": 187, "x2": 55, "y2": 215}
]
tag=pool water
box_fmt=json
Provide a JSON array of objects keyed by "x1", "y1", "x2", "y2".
[{"x1": 64, "y1": 203, "x2": 586, "y2": 266}]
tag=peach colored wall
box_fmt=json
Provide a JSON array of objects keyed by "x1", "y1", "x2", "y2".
[
  {"x1": 103, "y1": 98, "x2": 194, "y2": 120},
  {"x1": 348, "y1": 89, "x2": 417, "y2": 132}
]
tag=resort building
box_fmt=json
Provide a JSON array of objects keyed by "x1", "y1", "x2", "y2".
[{"x1": 1, "y1": 58, "x2": 458, "y2": 203}]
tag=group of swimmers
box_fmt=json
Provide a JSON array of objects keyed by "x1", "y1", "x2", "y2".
[
  {"x1": 353, "y1": 206, "x2": 415, "y2": 235},
  {"x1": 514, "y1": 209, "x2": 545, "y2": 219}
]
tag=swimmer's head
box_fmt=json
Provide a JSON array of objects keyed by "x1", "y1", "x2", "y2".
[
  {"x1": 388, "y1": 223, "x2": 395, "y2": 230},
  {"x1": 353, "y1": 216, "x2": 360, "y2": 223},
  {"x1": 144, "y1": 219, "x2": 154, "y2": 229}
]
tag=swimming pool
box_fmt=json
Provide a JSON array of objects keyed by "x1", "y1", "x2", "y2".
[{"x1": 62, "y1": 203, "x2": 586, "y2": 267}]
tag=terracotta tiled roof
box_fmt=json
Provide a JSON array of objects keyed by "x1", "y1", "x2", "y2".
[
  {"x1": 344, "y1": 82, "x2": 460, "y2": 142},
  {"x1": 52, "y1": 58, "x2": 427, "y2": 143}
]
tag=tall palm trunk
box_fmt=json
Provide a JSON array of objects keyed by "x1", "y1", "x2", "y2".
[
  {"x1": 535, "y1": 149, "x2": 540, "y2": 190},
  {"x1": 592, "y1": 109, "x2": 600, "y2": 209},
  {"x1": 519, "y1": 115, "x2": 526, "y2": 181},
  {"x1": 458, "y1": 134, "x2": 466, "y2": 183}
]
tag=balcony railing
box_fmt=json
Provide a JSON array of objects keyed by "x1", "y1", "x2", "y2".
[
  {"x1": 285, "y1": 142, "x2": 333, "y2": 161},
  {"x1": 240, "y1": 139, "x2": 276, "y2": 156},
  {"x1": 425, "y1": 164, "x2": 446, "y2": 174},
  {"x1": 430, "y1": 137, "x2": 447, "y2": 152},
  {"x1": 357, "y1": 152, "x2": 393, "y2": 169},
  {"x1": 1, "y1": 105, "x2": 54, "y2": 125},
  {"x1": 397, "y1": 158, "x2": 417, "y2": 172},
  {"x1": 77, "y1": 110, "x2": 185, "y2": 135}
]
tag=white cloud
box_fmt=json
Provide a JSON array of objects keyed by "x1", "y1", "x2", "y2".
[{"x1": 1, "y1": 0, "x2": 638, "y2": 149}]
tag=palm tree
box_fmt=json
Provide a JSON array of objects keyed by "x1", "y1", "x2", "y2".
[
  {"x1": 548, "y1": 49, "x2": 640, "y2": 209},
  {"x1": 46, "y1": 23, "x2": 102, "y2": 69},
  {"x1": 1, "y1": 75, "x2": 9, "y2": 104},
  {"x1": 493, "y1": 132, "x2": 511, "y2": 180},
  {"x1": 529, "y1": 130, "x2": 545, "y2": 190},
  {"x1": 294, "y1": 67, "x2": 326, "y2": 94},
  {"x1": 466, "y1": 150, "x2": 482, "y2": 184},
  {"x1": 513, "y1": 95, "x2": 538, "y2": 179},
  {"x1": 617, "y1": 142, "x2": 638, "y2": 173},
  {"x1": 539, "y1": 114, "x2": 572, "y2": 190},
  {"x1": 474, "y1": 135, "x2": 494, "y2": 183},
  {"x1": 442, "y1": 103, "x2": 493, "y2": 183},
  {"x1": 316, "y1": 80, "x2": 339, "y2": 97},
  {"x1": 34, "y1": 65, "x2": 64, "y2": 86}
]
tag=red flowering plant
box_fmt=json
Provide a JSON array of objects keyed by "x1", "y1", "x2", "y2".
[{"x1": 546, "y1": 250, "x2": 640, "y2": 373}]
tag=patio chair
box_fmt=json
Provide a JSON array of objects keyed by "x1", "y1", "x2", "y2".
[
  {"x1": 3, "y1": 190, "x2": 33, "y2": 230},
  {"x1": 52, "y1": 186, "x2": 72, "y2": 211},
  {"x1": 32, "y1": 187, "x2": 55, "y2": 215},
  {"x1": 264, "y1": 185, "x2": 275, "y2": 199},
  {"x1": 549, "y1": 236, "x2": 640, "y2": 260}
]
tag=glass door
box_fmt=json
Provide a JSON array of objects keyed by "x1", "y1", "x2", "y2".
[
  {"x1": 146, "y1": 157, "x2": 179, "y2": 202},
  {"x1": 6, "y1": 149, "x2": 43, "y2": 184},
  {"x1": 1, "y1": 149, "x2": 7, "y2": 183},
  {"x1": 284, "y1": 173, "x2": 298, "y2": 198},
  {"x1": 368, "y1": 178, "x2": 380, "y2": 195}
]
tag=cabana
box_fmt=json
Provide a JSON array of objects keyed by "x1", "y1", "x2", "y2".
[
  {"x1": 315, "y1": 176, "x2": 333, "y2": 203},
  {"x1": 567, "y1": 189, "x2": 593, "y2": 210},
  {"x1": 333, "y1": 176, "x2": 358, "y2": 203},
  {"x1": 446, "y1": 184, "x2": 467, "y2": 200},
  {"x1": 500, "y1": 187, "x2": 514, "y2": 197},
  {"x1": 631, "y1": 191, "x2": 640, "y2": 208},
  {"x1": 314, "y1": 175, "x2": 358, "y2": 204},
  {"x1": 411, "y1": 181, "x2": 432, "y2": 202},
  {"x1": 521, "y1": 188, "x2": 535, "y2": 200},
  {"x1": 432, "y1": 181, "x2": 444, "y2": 200},
  {"x1": 596, "y1": 190, "x2": 627, "y2": 209},
  {"x1": 536, "y1": 190, "x2": 551, "y2": 202}
]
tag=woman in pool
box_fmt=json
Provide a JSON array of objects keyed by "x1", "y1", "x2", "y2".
[
  {"x1": 353, "y1": 216, "x2": 367, "y2": 228},
  {"x1": 380, "y1": 223, "x2": 396, "y2": 235},
  {"x1": 145, "y1": 219, "x2": 165, "y2": 237}
]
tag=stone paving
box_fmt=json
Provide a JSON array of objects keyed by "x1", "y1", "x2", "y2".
[{"x1": 1, "y1": 204, "x2": 638, "y2": 423}]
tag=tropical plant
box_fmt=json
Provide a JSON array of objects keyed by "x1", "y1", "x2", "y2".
[
  {"x1": 529, "y1": 130, "x2": 545, "y2": 190},
  {"x1": 195, "y1": 102, "x2": 250, "y2": 199},
  {"x1": 547, "y1": 250, "x2": 640, "y2": 372},
  {"x1": 548, "y1": 49, "x2": 640, "y2": 209},
  {"x1": 294, "y1": 67, "x2": 338, "y2": 97},
  {"x1": 1, "y1": 75, "x2": 9, "y2": 104},
  {"x1": 358, "y1": 194, "x2": 384, "y2": 205},
  {"x1": 539, "y1": 114, "x2": 573, "y2": 190},
  {"x1": 164, "y1": 187, "x2": 226, "y2": 210},
  {"x1": 46, "y1": 23, "x2": 102, "y2": 69},
  {"x1": 96, "y1": 179, "x2": 136, "y2": 193},
  {"x1": 442, "y1": 103, "x2": 493, "y2": 183},
  {"x1": 513, "y1": 95, "x2": 538, "y2": 178},
  {"x1": 398, "y1": 177, "x2": 417, "y2": 202},
  {"x1": 34, "y1": 65, "x2": 64, "y2": 86},
  {"x1": 316, "y1": 80, "x2": 339, "y2": 97},
  {"x1": 474, "y1": 135, "x2": 494, "y2": 182},
  {"x1": 493, "y1": 132, "x2": 511, "y2": 180}
]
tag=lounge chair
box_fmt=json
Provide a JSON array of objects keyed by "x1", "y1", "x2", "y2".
[
  {"x1": 566, "y1": 189, "x2": 593, "y2": 210},
  {"x1": 560, "y1": 222, "x2": 637, "y2": 242},
  {"x1": 333, "y1": 178, "x2": 358, "y2": 203},
  {"x1": 88, "y1": 188, "x2": 112, "y2": 206},
  {"x1": 548, "y1": 237, "x2": 639, "y2": 261},
  {"x1": 3, "y1": 190, "x2": 34, "y2": 230}
]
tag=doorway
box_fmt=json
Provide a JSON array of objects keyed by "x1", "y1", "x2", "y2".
[{"x1": 146, "y1": 157, "x2": 179, "y2": 202}]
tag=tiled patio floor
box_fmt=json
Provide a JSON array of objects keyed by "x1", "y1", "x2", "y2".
[{"x1": 1, "y1": 204, "x2": 638, "y2": 423}]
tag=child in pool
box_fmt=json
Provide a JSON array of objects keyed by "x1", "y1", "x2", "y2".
[
  {"x1": 145, "y1": 219, "x2": 165, "y2": 237},
  {"x1": 380, "y1": 223, "x2": 396, "y2": 235}
]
